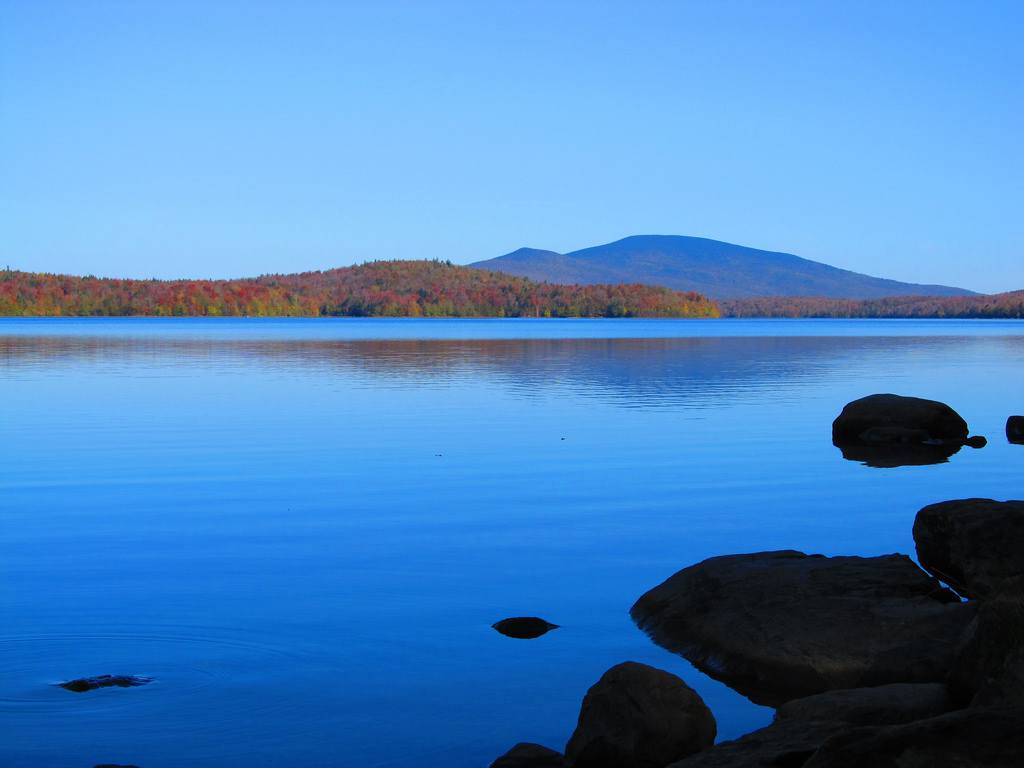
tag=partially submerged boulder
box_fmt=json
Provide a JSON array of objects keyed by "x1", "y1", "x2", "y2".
[
  {"x1": 831, "y1": 394, "x2": 980, "y2": 467},
  {"x1": 59, "y1": 675, "x2": 151, "y2": 693},
  {"x1": 801, "y1": 706, "x2": 1024, "y2": 768},
  {"x1": 668, "y1": 719, "x2": 843, "y2": 768},
  {"x1": 492, "y1": 617, "x2": 559, "y2": 639},
  {"x1": 1007, "y1": 415, "x2": 1024, "y2": 444},
  {"x1": 832, "y1": 394, "x2": 968, "y2": 443},
  {"x1": 913, "y1": 498, "x2": 1024, "y2": 599},
  {"x1": 490, "y1": 743, "x2": 567, "y2": 768},
  {"x1": 630, "y1": 551, "x2": 975, "y2": 705},
  {"x1": 565, "y1": 662, "x2": 716, "y2": 768}
]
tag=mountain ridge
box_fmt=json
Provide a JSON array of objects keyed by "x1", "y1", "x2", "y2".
[{"x1": 471, "y1": 235, "x2": 974, "y2": 299}]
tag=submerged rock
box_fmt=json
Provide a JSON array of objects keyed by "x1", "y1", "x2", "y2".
[
  {"x1": 913, "y1": 498, "x2": 1024, "y2": 599},
  {"x1": 59, "y1": 675, "x2": 151, "y2": 693},
  {"x1": 831, "y1": 394, "x2": 980, "y2": 467},
  {"x1": 801, "y1": 706, "x2": 1024, "y2": 768},
  {"x1": 490, "y1": 742, "x2": 567, "y2": 767},
  {"x1": 492, "y1": 617, "x2": 559, "y2": 639},
  {"x1": 565, "y1": 661, "x2": 716, "y2": 768},
  {"x1": 1007, "y1": 416, "x2": 1024, "y2": 444},
  {"x1": 630, "y1": 551, "x2": 974, "y2": 706}
]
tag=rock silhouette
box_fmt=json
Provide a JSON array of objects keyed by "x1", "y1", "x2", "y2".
[
  {"x1": 913, "y1": 498, "x2": 1024, "y2": 599},
  {"x1": 1008, "y1": 416, "x2": 1024, "y2": 444},
  {"x1": 630, "y1": 551, "x2": 974, "y2": 705},
  {"x1": 831, "y1": 394, "x2": 982, "y2": 467},
  {"x1": 59, "y1": 675, "x2": 151, "y2": 693},
  {"x1": 489, "y1": 743, "x2": 567, "y2": 767},
  {"x1": 565, "y1": 662, "x2": 716, "y2": 768},
  {"x1": 492, "y1": 617, "x2": 559, "y2": 639}
]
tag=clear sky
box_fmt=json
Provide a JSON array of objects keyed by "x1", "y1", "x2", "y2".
[{"x1": 1, "y1": 1, "x2": 1021, "y2": 292}]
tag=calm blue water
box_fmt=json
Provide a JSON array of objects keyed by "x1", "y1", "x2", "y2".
[{"x1": 1, "y1": 318, "x2": 1022, "y2": 767}]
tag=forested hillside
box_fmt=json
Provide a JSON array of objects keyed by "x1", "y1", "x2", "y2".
[
  {"x1": 0, "y1": 261, "x2": 719, "y2": 318},
  {"x1": 721, "y1": 292, "x2": 1024, "y2": 318}
]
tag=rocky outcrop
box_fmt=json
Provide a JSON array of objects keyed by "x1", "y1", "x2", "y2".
[
  {"x1": 801, "y1": 706, "x2": 1024, "y2": 768},
  {"x1": 59, "y1": 675, "x2": 151, "y2": 692},
  {"x1": 948, "y1": 589, "x2": 1024, "y2": 707},
  {"x1": 774, "y1": 683, "x2": 953, "y2": 727},
  {"x1": 564, "y1": 662, "x2": 716, "y2": 768},
  {"x1": 630, "y1": 551, "x2": 975, "y2": 705},
  {"x1": 492, "y1": 617, "x2": 559, "y2": 639},
  {"x1": 489, "y1": 743, "x2": 567, "y2": 767},
  {"x1": 913, "y1": 498, "x2": 1024, "y2": 599},
  {"x1": 831, "y1": 394, "x2": 981, "y2": 467},
  {"x1": 670, "y1": 683, "x2": 956, "y2": 767}
]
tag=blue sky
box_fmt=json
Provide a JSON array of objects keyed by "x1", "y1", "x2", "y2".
[{"x1": 1, "y1": 1, "x2": 1021, "y2": 292}]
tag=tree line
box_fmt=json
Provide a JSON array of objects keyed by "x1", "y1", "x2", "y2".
[{"x1": 0, "y1": 260, "x2": 720, "y2": 318}]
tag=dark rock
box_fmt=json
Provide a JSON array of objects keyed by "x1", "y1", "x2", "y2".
[
  {"x1": 913, "y1": 498, "x2": 1024, "y2": 599},
  {"x1": 832, "y1": 394, "x2": 968, "y2": 443},
  {"x1": 668, "y1": 719, "x2": 844, "y2": 768},
  {"x1": 801, "y1": 706, "x2": 1024, "y2": 768},
  {"x1": 948, "y1": 589, "x2": 1024, "y2": 707},
  {"x1": 630, "y1": 551, "x2": 975, "y2": 706},
  {"x1": 565, "y1": 661, "x2": 716, "y2": 768},
  {"x1": 670, "y1": 684, "x2": 956, "y2": 768},
  {"x1": 964, "y1": 435, "x2": 987, "y2": 448},
  {"x1": 831, "y1": 394, "x2": 977, "y2": 467},
  {"x1": 492, "y1": 617, "x2": 559, "y2": 639},
  {"x1": 1008, "y1": 415, "x2": 1024, "y2": 444},
  {"x1": 775, "y1": 683, "x2": 954, "y2": 726},
  {"x1": 59, "y1": 675, "x2": 151, "y2": 693},
  {"x1": 490, "y1": 742, "x2": 567, "y2": 768}
]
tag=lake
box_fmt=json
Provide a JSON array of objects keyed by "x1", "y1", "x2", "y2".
[{"x1": 1, "y1": 318, "x2": 1022, "y2": 767}]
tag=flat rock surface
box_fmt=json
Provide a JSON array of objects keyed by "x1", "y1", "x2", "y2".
[
  {"x1": 775, "y1": 683, "x2": 953, "y2": 726},
  {"x1": 630, "y1": 551, "x2": 975, "y2": 705}
]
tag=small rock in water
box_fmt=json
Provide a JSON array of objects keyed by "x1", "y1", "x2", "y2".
[
  {"x1": 965, "y1": 435, "x2": 988, "y2": 449},
  {"x1": 59, "y1": 675, "x2": 152, "y2": 693},
  {"x1": 1008, "y1": 416, "x2": 1024, "y2": 444},
  {"x1": 490, "y1": 742, "x2": 567, "y2": 767},
  {"x1": 492, "y1": 617, "x2": 559, "y2": 639}
]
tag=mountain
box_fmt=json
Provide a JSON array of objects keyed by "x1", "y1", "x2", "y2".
[
  {"x1": 0, "y1": 261, "x2": 718, "y2": 318},
  {"x1": 471, "y1": 235, "x2": 974, "y2": 299}
]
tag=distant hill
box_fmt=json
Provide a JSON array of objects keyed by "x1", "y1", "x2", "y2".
[
  {"x1": 471, "y1": 235, "x2": 974, "y2": 299},
  {"x1": 0, "y1": 261, "x2": 718, "y2": 318}
]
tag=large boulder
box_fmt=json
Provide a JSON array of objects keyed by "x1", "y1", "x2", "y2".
[
  {"x1": 832, "y1": 394, "x2": 969, "y2": 444},
  {"x1": 490, "y1": 743, "x2": 567, "y2": 768},
  {"x1": 801, "y1": 706, "x2": 1024, "y2": 768},
  {"x1": 564, "y1": 662, "x2": 715, "y2": 768},
  {"x1": 630, "y1": 551, "x2": 975, "y2": 705},
  {"x1": 913, "y1": 498, "x2": 1024, "y2": 599},
  {"x1": 670, "y1": 684, "x2": 953, "y2": 768}
]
